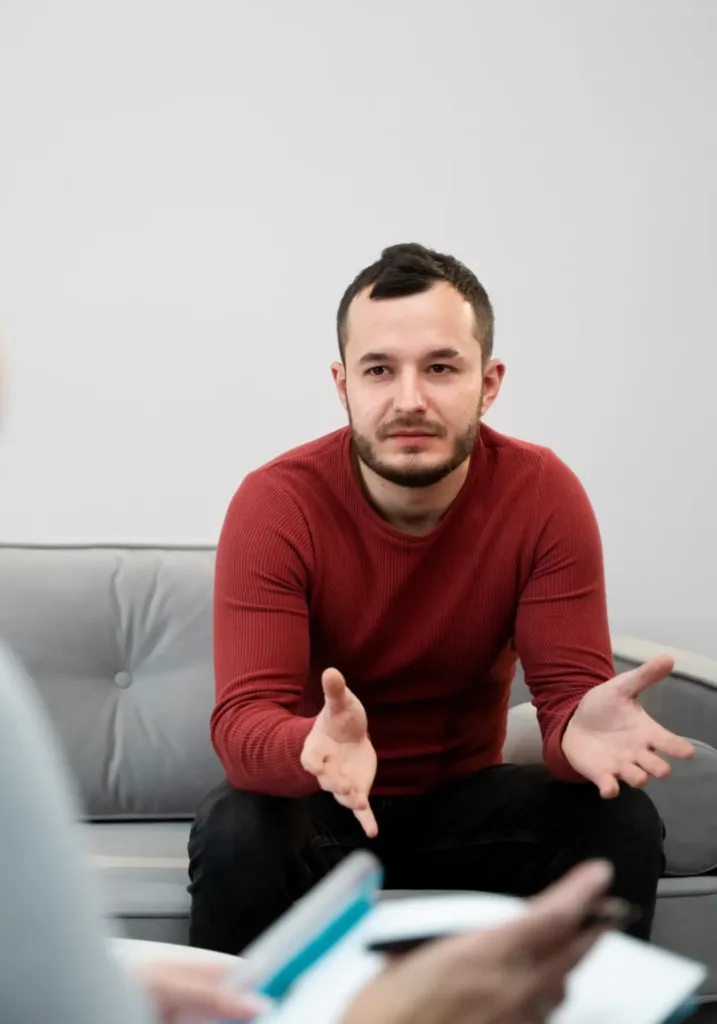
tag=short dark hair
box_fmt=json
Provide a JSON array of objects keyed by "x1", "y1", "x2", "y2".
[{"x1": 336, "y1": 242, "x2": 494, "y2": 362}]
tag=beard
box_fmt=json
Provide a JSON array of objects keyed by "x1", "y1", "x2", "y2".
[{"x1": 348, "y1": 406, "x2": 482, "y2": 489}]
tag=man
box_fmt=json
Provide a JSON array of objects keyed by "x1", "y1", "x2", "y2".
[
  {"x1": 0, "y1": 337, "x2": 615, "y2": 1024},
  {"x1": 188, "y1": 242, "x2": 692, "y2": 954}
]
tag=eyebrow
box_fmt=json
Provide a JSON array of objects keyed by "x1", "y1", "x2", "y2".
[{"x1": 358, "y1": 347, "x2": 462, "y2": 365}]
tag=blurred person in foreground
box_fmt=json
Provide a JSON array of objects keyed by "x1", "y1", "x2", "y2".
[{"x1": 191, "y1": 242, "x2": 693, "y2": 954}]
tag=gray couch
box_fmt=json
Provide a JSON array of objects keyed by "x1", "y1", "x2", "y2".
[{"x1": 1, "y1": 545, "x2": 717, "y2": 996}]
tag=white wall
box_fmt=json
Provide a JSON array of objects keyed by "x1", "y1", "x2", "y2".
[{"x1": 0, "y1": 0, "x2": 715, "y2": 655}]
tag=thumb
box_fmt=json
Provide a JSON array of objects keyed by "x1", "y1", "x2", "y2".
[
  {"x1": 402, "y1": 861, "x2": 614, "y2": 980},
  {"x1": 489, "y1": 859, "x2": 614, "y2": 957},
  {"x1": 614, "y1": 654, "x2": 675, "y2": 699},
  {"x1": 321, "y1": 667, "x2": 350, "y2": 711}
]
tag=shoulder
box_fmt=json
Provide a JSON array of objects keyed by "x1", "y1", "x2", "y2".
[
  {"x1": 225, "y1": 428, "x2": 347, "y2": 514},
  {"x1": 259, "y1": 428, "x2": 349, "y2": 489},
  {"x1": 218, "y1": 429, "x2": 349, "y2": 558},
  {"x1": 479, "y1": 425, "x2": 598, "y2": 539},
  {"x1": 480, "y1": 424, "x2": 590, "y2": 498},
  {"x1": 260, "y1": 428, "x2": 349, "y2": 473}
]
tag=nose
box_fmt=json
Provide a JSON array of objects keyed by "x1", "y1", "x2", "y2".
[{"x1": 393, "y1": 368, "x2": 427, "y2": 414}]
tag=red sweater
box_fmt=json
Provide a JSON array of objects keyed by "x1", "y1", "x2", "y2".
[{"x1": 211, "y1": 425, "x2": 614, "y2": 797}]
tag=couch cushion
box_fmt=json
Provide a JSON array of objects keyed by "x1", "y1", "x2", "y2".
[
  {"x1": 81, "y1": 822, "x2": 192, "y2": 943},
  {"x1": 0, "y1": 546, "x2": 224, "y2": 818},
  {"x1": 502, "y1": 701, "x2": 544, "y2": 764}
]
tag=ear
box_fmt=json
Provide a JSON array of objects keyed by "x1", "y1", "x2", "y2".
[
  {"x1": 480, "y1": 359, "x2": 506, "y2": 417},
  {"x1": 331, "y1": 360, "x2": 348, "y2": 412}
]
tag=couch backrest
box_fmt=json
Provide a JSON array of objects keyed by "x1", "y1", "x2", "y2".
[
  {"x1": 3, "y1": 546, "x2": 714, "y2": 822},
  {"x1": 0, "y1": 545, "x2": 223, "y2": 819}
]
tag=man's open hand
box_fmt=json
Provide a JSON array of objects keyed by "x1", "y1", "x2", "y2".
[
  {"x1": 563, "y1": 654, "x2": 694, "y2": 798},
  {"x1": 300, "y1": 668, "x2": 378, "y2": 836}
]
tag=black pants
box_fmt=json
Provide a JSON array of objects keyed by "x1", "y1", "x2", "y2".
[{"x1": 187, "y1": 764, "x2": 664, "y2": 954}]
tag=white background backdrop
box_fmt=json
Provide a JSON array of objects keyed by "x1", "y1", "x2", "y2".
[{"x1": 0, "y1": 0, "x2": 715, "y2": 654}]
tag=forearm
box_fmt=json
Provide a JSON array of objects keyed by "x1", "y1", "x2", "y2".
[
  {"x1": 211, "y1": 699, "x2": 320, "y2": 796},
  {"x1": 541, "y1": 695, "x2": 589, "y2": 782},
  {"x1": 515, "y1": 449, "x2": 614, "y2": 782}
]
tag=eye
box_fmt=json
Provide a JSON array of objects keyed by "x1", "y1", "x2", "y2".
[
  {"x1": 428, "y1": 364, "x2": 455, "y2": 375},
  {"x1": 365, "y1": 365, "x2": 390, "y2": 377}
]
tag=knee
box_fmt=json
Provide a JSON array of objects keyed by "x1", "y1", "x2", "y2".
[
  {"x1": 616, "y1": 785, "x2": 664, "y2": 840},
  {"x1": 564, "y1": 781, "x2": 664, "y2": 861},
  {"x1": 603, "y1": 784, "x2": 665, "y2": 866},
  {"x1": 189, "y1": 784, "x2": 294, "y2": 876}
]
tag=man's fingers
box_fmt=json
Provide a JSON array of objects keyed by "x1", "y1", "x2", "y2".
[
  {"x1": 618, "y1": 762, "x2": 648, "y2": 788},
  {"x1": 635, "y1": 749, "x2": 672, "y2": 780},
  {"x1": 353, "y1": 804, "x2": 379, "y2": 838},
  {"x1": 615, "y1": 654, "x2": 675, "y2": 698},
  {"x1": 650, "y1": 727, "x2": 695, "y2": 760},
  {"x1": 331, "y1": 778, "x2": 368, "y2": 809},
  {"x1": 594, "y1": 773, "x2": 620, "y2": 799},
  {"x1": 321, "y1": 667, "x2": 349, "y2": 710},
  {"x1": 597, "y1": 741, "x2": 691, "y2": 793},
  {"x1": 333, "y1": 772, "x2": 355, "y2": 797},
  {"x1": 330, "y1": 782, "x2": 378, "y2": 835}
]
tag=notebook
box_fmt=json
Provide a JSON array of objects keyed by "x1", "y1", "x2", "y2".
[{"x1": 261, "y1": 892, "x2": 706, "y2": 1024}]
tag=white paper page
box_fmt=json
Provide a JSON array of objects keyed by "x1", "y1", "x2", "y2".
[{"x1": 263, "y1": 894, "x2": 706, "y2": 1024}]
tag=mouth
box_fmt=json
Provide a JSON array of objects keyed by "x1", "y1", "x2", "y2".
[{"x1": 388, "y1": 430, "x2": 436, "y2": 438}]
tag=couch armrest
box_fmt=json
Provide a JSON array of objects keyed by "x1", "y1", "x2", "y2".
[
  {"x1": 612, "y1": 637, "x2": 717, "y2": 751},
  {"x1": 612, "y1": 636, "x2": 717, "y2": 689},
  {"x1": 503, "y1": 702, "x2": 543, "y2": 765},
  {"x1": 506, "y1": 637, "x2": 717, "y2": 758}
]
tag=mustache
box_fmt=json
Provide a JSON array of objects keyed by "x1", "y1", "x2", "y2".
[{"x1": 377, "y1": 418, "x2": 447, "y2": 440}]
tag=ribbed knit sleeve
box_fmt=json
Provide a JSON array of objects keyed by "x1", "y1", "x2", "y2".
[
  {"x1": 210, "y1": 470, "x2": 320, "y2": 796},
  {"x1": 515, "y1": 450, "x2": 615, "y2": 783}
]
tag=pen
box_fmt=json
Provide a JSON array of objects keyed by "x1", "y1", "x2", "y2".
[{"x1": 365, "y1": 899, "x2": 641, "y2": 957}]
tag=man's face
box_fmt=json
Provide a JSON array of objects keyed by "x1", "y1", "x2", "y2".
[{"x1": 333, "y1": 281, "x2": 504, "y2": 488}]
